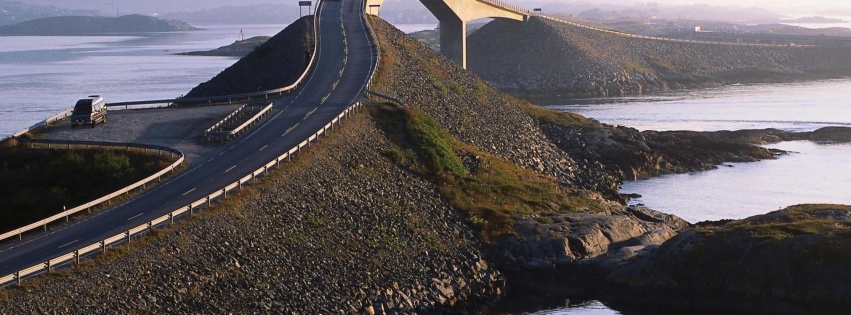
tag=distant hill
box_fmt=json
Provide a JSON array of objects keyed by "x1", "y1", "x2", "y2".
[
  {"x1": 162, "y1": 4, "x2": 299, "y2": 25},
  {"x1": 0, "y1": 0, "x2": 99, "y2": 26},
  {"x1": 0, "y1": 14, "x2": 200, "y2": 35}
]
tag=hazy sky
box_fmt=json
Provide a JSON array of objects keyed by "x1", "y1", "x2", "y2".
[{"x1": 13, "y1": 0, "x2": 851, "y2": 16}]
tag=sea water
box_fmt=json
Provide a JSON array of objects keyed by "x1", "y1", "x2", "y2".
[
  {"x1": 0, "y1": 24, "x2": 286, "y2": 138},
  {"x1": 533, "y1": 79, "x2": 851, "y2": 314}
]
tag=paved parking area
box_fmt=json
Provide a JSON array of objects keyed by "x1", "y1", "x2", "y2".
[{"x1": 41, "y1": 104, "x2": 242, "y2": 163}]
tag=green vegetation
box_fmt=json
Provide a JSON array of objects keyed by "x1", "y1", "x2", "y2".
[
  {"x1": 645, "y1": 55, "x2": 680, "y2": 73},
  {"x1": 697, "y1": 204, "x2": 851, "y2": 239},
  {"x1": 623, "y1": 62, "x2": 651, "y2": 73},
  {"x1": 371, "y1": 106, "x2": 593, "y2": 242},
  {"x1": 518, "y1": 101, "x2": 600, "y2": 129},
  {"x1": 0, "y1": 146, "x2": 175, "y2": 233}
]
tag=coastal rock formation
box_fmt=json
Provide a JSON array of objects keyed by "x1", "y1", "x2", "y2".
[
  {"x1": 369, "y1": 17, "x2": 690, "y2": 274},
  {"x1": 468, "y1": 17, "x2": 851, "y2": 101},
  {"x1": 606, "y1": 204, "x2": 851, "y2": 314}
]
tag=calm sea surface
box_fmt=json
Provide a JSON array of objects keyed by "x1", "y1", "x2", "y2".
[
  {"x1": 0, "y1": 24, "x2": 287, "y2": 139},
  {"x1": 534, "y1": 79, "x2": 851, "y2": 314}
]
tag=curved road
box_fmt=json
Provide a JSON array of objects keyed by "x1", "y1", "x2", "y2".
[{"x1": 0, "y1": 0, "x2": 376, "y2": 277}]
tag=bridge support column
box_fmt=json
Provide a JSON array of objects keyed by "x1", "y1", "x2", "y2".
[
  {"x1": 439, "y1": 18, "x2": 467, "y2": 68},
  {"x1": 419, "y1": 0, "x2": 528, "y2": 69}
]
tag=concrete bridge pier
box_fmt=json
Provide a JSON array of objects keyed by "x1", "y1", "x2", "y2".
[
  {"x1": 439, "y1": 18, "x2": 467, "y2": 66},
  {"x1": 418, "y1": 0, "x2": 529, "y2": 69}
]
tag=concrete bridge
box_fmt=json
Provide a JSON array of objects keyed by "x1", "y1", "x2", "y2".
[{"x1": 366, "y1": 0, "x2": 530, "y2": 68}]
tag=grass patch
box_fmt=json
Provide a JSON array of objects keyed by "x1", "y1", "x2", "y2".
[
  {"x1": 371, "y1": 105, "x2": 592, "y2": 242},
  {"x1": 623, "y1": 62, "x2": 650, "y2": 73},
  {"x1": 645, "y1": 55, "x2": 680, "y2": 73},
  {"x1": 697, "y1": 204, "x2": 851, "y2": 239},
  {"x1": 518, "y1": 101, "x2": 600, "y2": 129}
]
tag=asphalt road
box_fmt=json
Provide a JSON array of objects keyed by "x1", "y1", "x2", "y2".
[{"x1": 0, "y1": 0, "x2": 375, "y2": 277}]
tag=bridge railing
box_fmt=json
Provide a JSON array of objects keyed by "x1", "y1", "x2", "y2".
[
  {"x1": 479, "y1": 0, "x2": 530, "y2": 15},
  {"x1": 0, "y1": 139, "x2": 184, "y2": 245},
  {"x1": 534, "y1": 14, "x2": 808, "y2": 48},
  {"x1": 0, "y1": 0, "x2": 385, "y2": 288}
]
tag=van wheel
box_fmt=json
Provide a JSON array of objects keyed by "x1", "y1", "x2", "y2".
[{"x1": 91, "y1": 121, "x2": 96, "y2": 128}]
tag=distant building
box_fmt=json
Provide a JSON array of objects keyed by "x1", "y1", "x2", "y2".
[{"x1": 694, "y1": 26, "x2": 702, "y2": 32}]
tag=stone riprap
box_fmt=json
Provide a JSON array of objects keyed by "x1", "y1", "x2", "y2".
[{"x1": 0, "y1": 113, "x2": 503, "y2": 314}]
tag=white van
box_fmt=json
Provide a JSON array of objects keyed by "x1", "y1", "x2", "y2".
[{"x1": 71, "y1": 95, "x2": 107, "y2": 128}]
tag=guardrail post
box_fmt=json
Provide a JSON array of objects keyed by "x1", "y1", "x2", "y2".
[
  {"x1": 43, "y1": 222, "x2": 47, "y2": 232},
  {"x1": 125, "y1": 231, "x2": 131, "y2": 244},
  {"x1": 263, "y1": 165, "x2": 268, "y2": 176},
  {"x1": 189, "y1": 205, "x2": 194, "y2": 216},
  {"x1": 100, "y1": 241, "x2": 106, "y2": 254},
  {"x1": 15, "y1": 272, "x2": 20, "y2": 286},
  {"x1": 45, "y1": 261, "x2": 51, "y2": 273},
  {"x1": 206, "y1": 196, "x2": 211, "y2": 207},
  {"x1": 169, "y1": 213, "x2": 174, "y2": 225},
  {"x1": 74, "y1": 250, "x2": 80, "y2": 265},
  {"x1": 223, "y1": 188, "x2": 227, "y2": 199},
  {"x1": 148, "y1": 222, "x2": 153, "y2": 233},
  {"x1": 238, "y1": 180, "x2": 242, "y2": 190}
]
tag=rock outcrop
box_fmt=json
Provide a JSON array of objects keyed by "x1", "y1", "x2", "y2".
[
  {"x1": 468, "y1": 17, "x2": 851, "y2": 102},
  {"x1": 606, "y1": 204, "x2": 851, "y2": 314}
]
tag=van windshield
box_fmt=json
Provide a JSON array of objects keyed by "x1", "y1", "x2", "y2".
[{"x1": 73, "y1": 100, "x2": 92, "y2": 114}]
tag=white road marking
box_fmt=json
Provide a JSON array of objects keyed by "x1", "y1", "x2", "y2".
[
  {"x1": 182, "y1": 188, "x2": 196, "y2": 196},
  {"x1": 225, "y1": 165, "x2": 237, "y2": 173},
  {"x1": 259, "y1": 145, "x2": 268, "y2": 151},
  {"x1": 304, "y1": 108, "x2": 318, "y2": 119},
  {"x1": 58, "y1": 239, "x2": 79, "y2": 249},
  {"x1": 127, "y1": 213, "x2": 145, "y2": 221},
  {"x1": 207, "y1": 158, "x2": 215, "y2": 162}
]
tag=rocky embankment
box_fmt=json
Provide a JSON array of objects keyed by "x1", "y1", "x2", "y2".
[
  {"x1": 0, "y1": 112, "x2": 503, "y2": 314},
  {"x1": 0, "y1": 14, "x2": 199, "y2": 35},
  {"x1": 183, "y1": 16, "x2": 313, "y2": 98},
  {"x1": 468, "y1": 17, "x2": 851, "y2": 101}
]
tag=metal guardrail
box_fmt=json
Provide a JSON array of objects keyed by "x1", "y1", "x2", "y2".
[
  {"x1": 0, "y1": 101, "x2": 363, "y2": 288},
  {"x1": 0, "y1": 139, "x2": 184, "y2": 244},
  {"x1": 535, "y1": 14, "x2": 807, "y2": 48},
  {"x1": 10, "y1": 109, "x2": 73, "y2": 139},
  {"x1": 106, "y1": 8, "x2": 324, "y2": 111},
  {"x1": 2, "y1": 4, "x2": 325, "y2": 143},
  {"x1": 203, "y1": 103, "x2": 274, "y2": 140},
  {"x1": 480, "y1": 0, "x2": 530, "y2": 16},
  {"x1": 363, "y1": 5, "x2": 381, "y2": 91},
  {"x1": 0, "y1": 0, "x2": 389, "y2": 288}
]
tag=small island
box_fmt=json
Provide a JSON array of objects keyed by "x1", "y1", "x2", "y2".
[
  {"x1": 787, "y1": 16, "x2": 848, "y2": 23},
  {"x1": 178, "y1": 36, "x2": 271, "y2": 57},
  {"x1": 0, "y1": 14, "x2": 200, "y2": 36}
]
